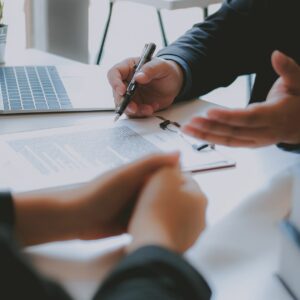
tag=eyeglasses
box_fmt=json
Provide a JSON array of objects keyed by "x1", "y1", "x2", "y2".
[{"x1": 156, "y1": 116, "x2": 215, "y2": 152}]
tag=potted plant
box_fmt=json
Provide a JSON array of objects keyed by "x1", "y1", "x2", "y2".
[{"x1": 0, "y1": 0, "x2": 7, "y2": 64}]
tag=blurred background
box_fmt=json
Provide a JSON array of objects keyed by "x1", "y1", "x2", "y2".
[{"x1": 5, "y1": 0, "x2": 248, "y2": 107}]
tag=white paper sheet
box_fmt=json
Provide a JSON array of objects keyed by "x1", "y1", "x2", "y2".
[
  {"x1": 290, "y1": 166, "x2": 300, "y2": 230},
  {"x1": 0, "y1": 116, "x2": 234, "y2": 192}
]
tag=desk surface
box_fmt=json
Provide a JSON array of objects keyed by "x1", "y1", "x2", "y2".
[
  {"x1": 110, "y1": 0, "x2": 222, "y2": 10},
  {"x1": 2, "y1": 49, "x2": 300, "y2": 300}
]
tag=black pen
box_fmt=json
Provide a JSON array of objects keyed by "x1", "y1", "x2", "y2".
[
  {"x1": 114, "y1": 43, "x2": 156, "y2": 122},
  {"x1": 193, "y1": 144, "x2": 210, "y2": 151},
  {"x1": 192, "y1": 143, "x2": 215, "y2": 151}
]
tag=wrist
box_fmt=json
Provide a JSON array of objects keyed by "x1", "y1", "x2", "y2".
[
  {"x1": 158, "y1": 55, "x2": 191, "y2": 101},
  {"x1": 13, "y1": 192, "x2": 79, "y2": 246},
  {"x1": 166, "y1": 60, "x2": 185, "y2": 97},
  {"x1": 127, "y1": 226, "x2": 180, "y2": 255},
  {"x1": 0, "y1": 191, "x2": 15, "y2": 227}
]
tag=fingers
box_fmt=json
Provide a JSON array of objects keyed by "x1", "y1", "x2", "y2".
[
  {"x1": 185, "y1": 117, "x2": 277, "y2": 140},
  {"x1": 112, "y1": 153, "x2": 180, "y2": 184},
  {"x1": 108, "y1": 57, "x2": 140, "y2": 103},
  {"x1": 183, "y1": 174, "x2": 206, "y2": 200},
  {"x1": 125, "y1": 103, "x2": 154, "y2": 118},
  {"x1": 124, "y1": 58, "x2": 175, "y2": 117},
  {"x1": 107, "y1": 57, "x2": 169, "y2": 94},
  {"x1": 182, "y1": 174, "x2": 207, "y2": 233},
  {"x1": 111, "y1": 98, "x2": 154, "y2": 117},
  {"x1": 149, "y1": 165, "x2": 184, "y2": 187},
  {"x1": 108, "y1": 57, "x2": 169, "y2": 118},
  {"x1": 134, "y1": 58, "x2": 173, "y2": 84},
  {"x1": 143, "y1": 167, "x2": 206, "y2": 213},
  {"x1": 112, "y1": 89, "x2": 139, "y2": 115},
  {"x1": 183, "y1": 124, "x2": 258, "y2": 147},
  {"x1": 181, "y1": 102, "x2": 282, "y2": 147},
  {"x1": 271, "y1": 51, "x2": 300, "y2": 93},
  {"x1": 206, "y1": 104, "x2": 275, "y2": 128}
]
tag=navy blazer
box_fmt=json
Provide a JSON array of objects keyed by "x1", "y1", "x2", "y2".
[{"x1": 158, "y1": 0, "x2": 300, "y2": 152}]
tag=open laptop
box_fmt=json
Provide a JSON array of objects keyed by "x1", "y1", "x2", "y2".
[{"x1": 0, "y1": 65, "x2": 115, "y2": 114}]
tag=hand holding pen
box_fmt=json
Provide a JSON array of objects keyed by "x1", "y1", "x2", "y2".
[
  {"x1": 108, "y1": 45, "x2": 184, "y2": 119},
  {"x1": 109, "y1": 43, "x2": 215, "y2": 150},
  {"x1": 114, "y1": 43, "x2": 157, "y2": 122}
]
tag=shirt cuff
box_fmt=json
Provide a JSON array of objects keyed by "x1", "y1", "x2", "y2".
[
  {"x1": 277, "y1": 143, "x2": 300, "y2": 153},
  {"x1": 0, "y1": 191, "x2": 15, "y2": 228},
  {"x1": 99, "y1": 245, "x2": 211, "y2": 299},
  {"x1": 157, "y1": 54, "x2": 193, "y2": 102}
]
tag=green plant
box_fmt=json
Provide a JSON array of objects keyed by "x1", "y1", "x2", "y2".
[{"x1": 0, "y1": 1, "x2": 4, "y2": 25}]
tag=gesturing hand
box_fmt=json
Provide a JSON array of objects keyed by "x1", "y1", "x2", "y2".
[{"x1": 183, "y1": 51, "x2": 300, "y2": 148}]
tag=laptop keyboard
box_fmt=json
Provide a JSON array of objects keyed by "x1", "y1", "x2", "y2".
[{"x1": 0, "y1": 66, "x2": 73, "y2": 111}]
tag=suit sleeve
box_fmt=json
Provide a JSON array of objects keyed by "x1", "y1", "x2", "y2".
[
  {"x1": 157, "y1": 0, "x2": 269, "y2": 101},
  {"x1": 277, "y1": 143, "x2": 300, "y2": 154},
  {"x1": 0, "y1": 191, "x2": 72, "y2": 300},
  {"x1": 94, "y1": 246, "x2": 211, "y2": 300},
  {"x1": 1, "y1": 192, "x2": 211, "y2": 300}
]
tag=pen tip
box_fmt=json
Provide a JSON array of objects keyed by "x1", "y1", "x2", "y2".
[{"x1": 114, "y1": 114, "x2": 120, "y2": 123}]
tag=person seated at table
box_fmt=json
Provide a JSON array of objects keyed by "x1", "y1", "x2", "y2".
[
  {"x1": 108, "y1": 0, "x2": 300, "y2": 152},
  {"x1": 0, "y1": 153, "x2": 211, "y2": 300}
]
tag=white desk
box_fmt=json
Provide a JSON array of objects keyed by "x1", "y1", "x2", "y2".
[
  {"x1": 0, "y1": 49, "x2": 113, "y2": 135},
  {"x1": 109, "y1": 0, "x2": 222, "y2": 10},
  {"x1": 2, "y1": 50, "x2": 300, "y2": 300}
]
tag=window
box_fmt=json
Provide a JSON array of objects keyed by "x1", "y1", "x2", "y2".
[{"x1": 5, "y1": 0, "x2": 26, "y2": 53}]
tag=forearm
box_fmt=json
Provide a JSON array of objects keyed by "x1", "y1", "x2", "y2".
[
  {"x1": 0, "y1": 192, "x2": 72, "y2": 299},
  {"x1": 13, "y1": 191, "x2": 80, "y2": 246}
]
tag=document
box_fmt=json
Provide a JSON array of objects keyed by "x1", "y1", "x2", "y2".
[
  {"x1": 278, "y1": 164, "x2": 300, "y2": 300},
  {"x1": 0, "y1": 109, "x2": 235, "y2": 192}
]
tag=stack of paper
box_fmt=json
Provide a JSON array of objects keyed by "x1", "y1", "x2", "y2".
[{"x1": 278, "y1": 167, "x2": 300, "y2": 299}]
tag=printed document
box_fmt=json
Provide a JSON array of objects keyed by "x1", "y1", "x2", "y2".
[{"x1": 0, "y1": 115, "x2": 234, "y2": 192}]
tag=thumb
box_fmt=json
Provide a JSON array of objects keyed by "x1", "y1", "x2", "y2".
[
  {"x1": 271, "y1": 50, "x2": 300, "y2": 93},
  {"x1": 134, "y1": 58, "x2": 171, "y2": 84},
  {"x1": 103, "y1": 153, "x2": 180, "y2": 189},
  {"x1": 151, "y1": 166, "x2": 183, "y2": 187}
]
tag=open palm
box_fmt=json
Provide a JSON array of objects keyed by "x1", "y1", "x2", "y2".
[{"x1": 183, "y1": 51, "x2": 300, "y2": 147}]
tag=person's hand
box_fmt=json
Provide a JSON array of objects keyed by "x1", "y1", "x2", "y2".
[
  {"x1": 127, "y1": 167, "x2": 207, "y2": 254},
  {"x1": 14, "y1": 153, "x2": 179, "y2": 246},
  {"x1": 182, "y1": 51, "x2": 300, "y2": 148},
  {"x1": 107, "y1": 57, "x2": 184, "y2": 117},
  {"x1": 71, "y1": 153, "x2": 180, "y2": 240}
]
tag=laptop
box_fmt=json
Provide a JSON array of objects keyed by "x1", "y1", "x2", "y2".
[{"x1": 0, "y1": 65, "x2": 115, "y2": 114}]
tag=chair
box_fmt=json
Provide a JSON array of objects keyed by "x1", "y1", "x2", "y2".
[{"x1": 96, "y1": 0, "x2": 223, "y2": 65}]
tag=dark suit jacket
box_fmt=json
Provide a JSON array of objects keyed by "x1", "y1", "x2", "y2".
[
  {"x1": 158, "y1": 0, "x2": 300, "y2": 152},
  {"x1": 0, "y1": 192, "x2": 211, "y2": 300}
]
